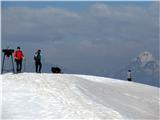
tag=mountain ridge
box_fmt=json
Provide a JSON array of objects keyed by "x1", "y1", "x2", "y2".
[{"x1": 113, "y1": 51, "x2": 159, "y2": 87}]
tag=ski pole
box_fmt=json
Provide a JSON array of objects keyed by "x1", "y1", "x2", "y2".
[{"x1": 23, "y1": 58, "x2": 26, "y2": 72}]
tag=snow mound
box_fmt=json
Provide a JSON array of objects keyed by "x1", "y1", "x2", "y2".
[{"x1": 1, "y1": 73, "x2": 159, "y2": 120}]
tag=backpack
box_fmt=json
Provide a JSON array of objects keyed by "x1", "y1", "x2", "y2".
[{"x1": 34, "y1": 53, "x2": 41, "y2": 62}]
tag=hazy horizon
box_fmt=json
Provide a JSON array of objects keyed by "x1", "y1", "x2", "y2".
[{"x1": 1, "y1": 1, "x2": 159, "y2": 77}]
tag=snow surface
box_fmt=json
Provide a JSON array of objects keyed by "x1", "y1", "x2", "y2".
[{"x1": 1, "y1": 73, "x2": 159, "y2": 120}]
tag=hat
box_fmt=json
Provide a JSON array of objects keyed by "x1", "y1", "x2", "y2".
[{"x1": 37, "y1": 49, "x2": 41, "y2": 53}]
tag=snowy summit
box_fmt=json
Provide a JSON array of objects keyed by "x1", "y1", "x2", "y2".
[
  {"x1": 2, "y1": 73, "x2": 159, "y2": 119},
  {"x1": 115, "y1": 51, "x2": 159, "y2": 87},
  {"x1": 138, "y1": 51, "x2": 155, "y2": 67}
]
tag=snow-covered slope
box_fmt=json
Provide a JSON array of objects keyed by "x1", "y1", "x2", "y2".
[{"x1": 1, "y1": 73, "x2": 159, "y2": 120}]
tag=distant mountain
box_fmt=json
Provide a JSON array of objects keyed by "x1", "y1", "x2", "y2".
[{"x1": 114, "y1": 51, "x2": 159, "y2": 87}]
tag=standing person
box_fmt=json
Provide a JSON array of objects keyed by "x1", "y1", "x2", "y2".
[
  {"x1": 34, "y1": 49, "x2": 42, "y2": 73},
  {"x1": 14, "y1": 47, "x2": 24, "y2": 73},
  {"x1": 127, "y1": 70, "x2": 132, "y2": 81}
]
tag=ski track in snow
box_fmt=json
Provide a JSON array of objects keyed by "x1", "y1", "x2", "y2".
[
  {"x1": 2, "y1": 73, "x2": 123, "y2": 120},
  {"x1": 1, "y1": 73, "x2": 159, "y2": 120}
]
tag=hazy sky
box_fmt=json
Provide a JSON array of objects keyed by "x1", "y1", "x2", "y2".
[{"x1": 1, "y1": 1, "x2": 159, "y2": 76}]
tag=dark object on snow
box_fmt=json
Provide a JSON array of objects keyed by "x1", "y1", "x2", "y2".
[
  {"x1": 51, "y1": 67, "x2": 61, "y2": 73},
  {"x1": 2, "y1": 49, "x2": 15, "y2": 73}
]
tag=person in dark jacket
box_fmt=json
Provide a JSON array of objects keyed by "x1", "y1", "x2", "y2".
[
  {"x1": 34, "y1": 49, "x2": 42, "y2": 73},
  {"x1": 14, "y1": 47, "x2": 24, "y2": 73},
  {"x1": 127, "y1": 70, "x2": 132, "y2": 81}
]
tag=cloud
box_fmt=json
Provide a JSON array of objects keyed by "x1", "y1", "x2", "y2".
[
  {"x1": 2, "y1": 7, "x2": 80, "y2": 42},
  {"x1": 2, "y1": 3, "x2": 158, "y2": 43},
  {"x1": 2, "y1": 2, "x2": 159, "y2": 75}
]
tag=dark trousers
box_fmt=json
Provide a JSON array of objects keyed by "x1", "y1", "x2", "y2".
[
  {"x1": 35, "y1": 62, "x2": 42, "y2": 73},
  {"x1": 15, "y1": 59, "x2": 22, "y2": 73}
]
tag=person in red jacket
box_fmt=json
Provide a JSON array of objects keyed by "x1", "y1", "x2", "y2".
[{"x1": 14, "y1": 47, "x2": 24, "y2": 73}]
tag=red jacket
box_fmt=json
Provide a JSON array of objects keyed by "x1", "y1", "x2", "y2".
[{"x1": 14, "y1": 50, "x2": 24, "y2": 60}]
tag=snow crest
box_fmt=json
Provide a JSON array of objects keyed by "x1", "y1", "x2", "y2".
[{"x1": 2, "y1": 73, "x2": 123, "y2": 119}]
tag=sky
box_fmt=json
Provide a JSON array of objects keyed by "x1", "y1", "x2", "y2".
[{"x1": 1, "y1": 1, "x2": 159, "y2": 76}]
